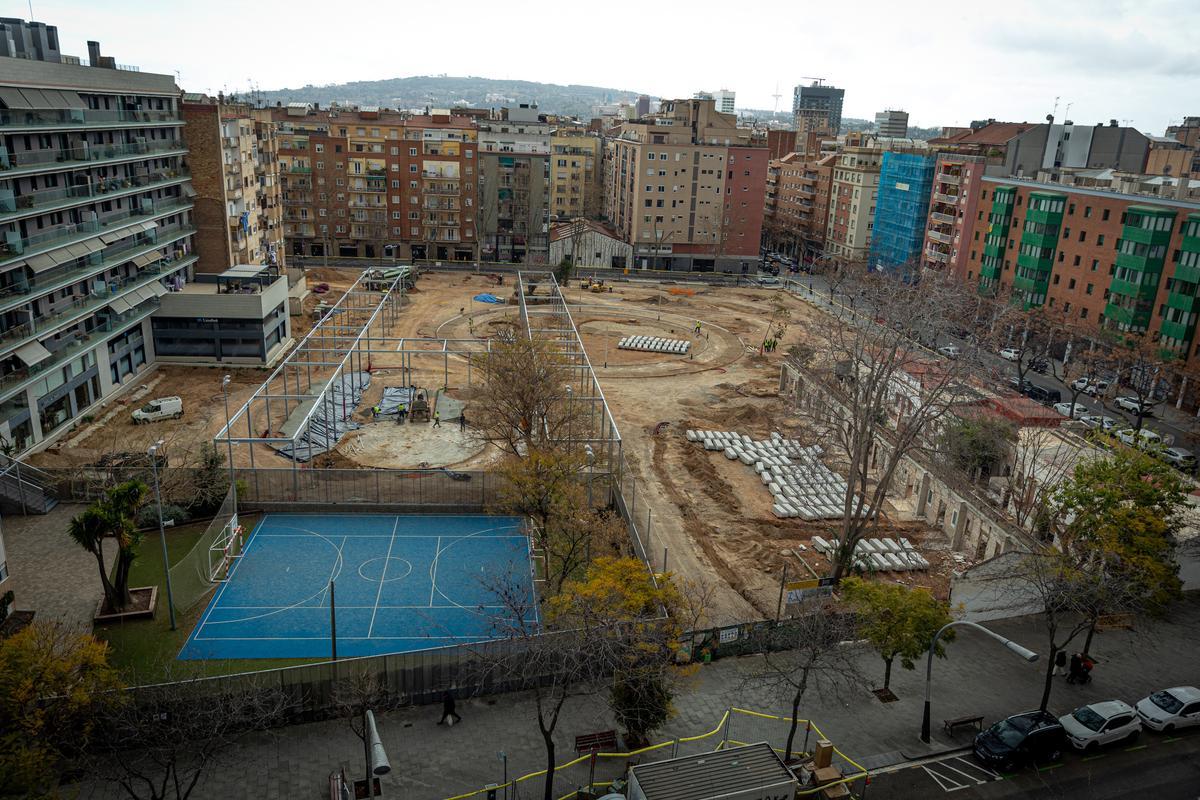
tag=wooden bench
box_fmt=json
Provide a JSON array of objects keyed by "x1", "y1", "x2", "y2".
[
  {"x1": 944, "y1": 714, "x2": 984, "y2": 735},
  {"x1": 575, "y1": 729, "x2": 618, "y2": 754}
]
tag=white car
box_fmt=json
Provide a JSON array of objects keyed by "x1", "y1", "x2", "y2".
[
  {"x1": 1059, "y1": 701, "x2": 1141, "y2": 751},
  {"x1": 999, "y1": 347, "x2": 1021, "y2": 361},
  {"x1": 1135, "y1": 687, "x2": 1200, "y2": 732},
  {"x1": 1117, "y1": 427, "x2": 1163, "y2": 448},
  {"x1": 1053, "y1": 402, "x2": 1088, "y2": 419},
  {"x1": 938, "y1": 345, "x2": 962, "y2": 359},
  {"x1": 1115, "y1": 395, "x2": 1154, "y2": 415},
  {"x1": 1080, "y1": 415, "x2": 1119, "y2": 432}
]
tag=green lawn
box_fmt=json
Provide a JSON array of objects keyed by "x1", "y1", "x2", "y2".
[{"x1": 96, "y1": 515, "x2": 319, "y2": 683}]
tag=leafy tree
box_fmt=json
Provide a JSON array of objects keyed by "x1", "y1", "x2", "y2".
[
  {"x1": 549, "y1": 557, "x2": 687, "y2": 745},
  {"x1": 841, "y1": 578, "x2": 954, "y2": 693},
  {"x1": 939, "y1": 415, "x2": 1016, "y2": 483},
  {"x1": 68, "y1": 479, "x2": 150, "y2": 611},
  {"x1": 0, "y1": 621, "x2": 123, "y2": 797},
  {"x1": 1051, "y1": 447, "x2": 1188, "y2": 652}
]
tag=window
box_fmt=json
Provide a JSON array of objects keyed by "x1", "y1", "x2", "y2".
[
  {"x1": 1068, "y1": 203, "x2": 1075, "y2": 215},
  {"x1": 1068, "y1": 278, "x2": 1076, "y2": 289},
  {"x1": 1079, "y1": 230, "x2": 1086, "y2": 242},
  {"x1": 1081, "y1": 307, "x2": 1088, "y2": 319},
  {"x1": 1102, "y1": 208, "x2": 1110, "y2": 221},
  {"x1": 1097, "y1": 234, "x2": 1105, "y2": 246},
  {"x1": 1084, "y1": 206, "x2": 1092, "y2": 218},
  {"x1": 409, "y1": 148, "x2": 417, "y2": 156}
]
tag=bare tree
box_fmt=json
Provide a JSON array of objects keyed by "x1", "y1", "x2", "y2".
[
  {"x1": 1108, "y1": 332, "x2": 1179, "y2": 433},
  {"x1": 786, "y1": 266, "x2": 994, "y2": 579},
  {"x1": 469, "y1": 333, "x2": 589, "y2": 457},
  {"x1": 85, "y1": 678, "x2": 288, "y2": 800},
  {"x1": 744, "y1": 608, "x2": 866, "y2": 760},
  {"x1": 1001, "y1": 428, "x2": 1084, "y2": 534}
]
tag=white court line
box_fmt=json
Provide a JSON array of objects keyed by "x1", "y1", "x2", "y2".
[
  {"x1": 367, "y1": 516, "x2": 401, "y2": 639},
  {"x1": 191, "y1": 518, "x2": 264, "y2": 641},
  {"x1": 428, "y1": 536, "x2": 442, "y2": 607}
]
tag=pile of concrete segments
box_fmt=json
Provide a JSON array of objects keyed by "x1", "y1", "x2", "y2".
[
  {"x1": 810, "y1": 535, "x2": 931, "y2": 572},
  {"x1": 684, "y1": 429, "x2": 867, "y2": 521},
  {"x1": 618, "y1": 335, "x2": 691, "y2": 354}
]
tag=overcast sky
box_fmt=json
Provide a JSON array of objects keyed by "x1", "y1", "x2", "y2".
[{"x1": 18, "y1": 0, "x2": 1198, "y2": 133}]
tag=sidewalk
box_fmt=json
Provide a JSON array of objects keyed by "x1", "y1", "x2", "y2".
[{"x1": 71, "y1": 594, "x2": 1200, "y2": 800}]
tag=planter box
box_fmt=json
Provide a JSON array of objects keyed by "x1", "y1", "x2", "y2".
[{"x1": 93, "y1": 585, "x2": 157, "y2": 624}]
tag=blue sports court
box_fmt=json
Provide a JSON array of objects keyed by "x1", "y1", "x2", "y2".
[{"x1": 179, "y1": 513, "x2": 537, "y2": 660}]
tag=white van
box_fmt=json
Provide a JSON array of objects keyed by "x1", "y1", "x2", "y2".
[{"x1": 132, "y1": 396, "x2": 183, "y2": 424}]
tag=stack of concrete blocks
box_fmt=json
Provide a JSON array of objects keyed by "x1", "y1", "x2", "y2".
[
  {"x1": 684, "y1": 429, "x2": 869, "y2": 521},
  {"x1": 810, "y1": 535, "x2": 930, "y2": 572},
  {"x1": 618, "y1": 336, "x2": 691, "y2": 354}
]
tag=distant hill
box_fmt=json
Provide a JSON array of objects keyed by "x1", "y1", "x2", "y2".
[{"x1": 254, "y1": 76, "x2": 651, "y2": 119}]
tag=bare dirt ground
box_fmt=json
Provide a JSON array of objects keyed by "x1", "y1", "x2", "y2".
[{"x1": 32, "y1": 270, "x2": 947, "y2": 625}]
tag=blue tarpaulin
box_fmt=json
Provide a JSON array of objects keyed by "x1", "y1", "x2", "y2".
[{"x1": 472, "y1": 293, "x2": 503, "y2": 304}]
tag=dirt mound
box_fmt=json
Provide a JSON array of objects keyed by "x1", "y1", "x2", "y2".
[
  {"x1": 681, "y1": 445, "x2": 740, "y2": 513},
  {"x1": 633, "y1": 294, "x2": 672, "y2": 305}
]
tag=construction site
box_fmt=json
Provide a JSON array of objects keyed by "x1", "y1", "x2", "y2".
[{"x1": 27, "y1": 267, "x2": 968, "y2": 625}]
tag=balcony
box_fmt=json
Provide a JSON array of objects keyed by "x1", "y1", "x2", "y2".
[
  {"x1": 933, "y1": 192, "x2": 960, "y2": 205},
  {"x1": 0, "y1": 198, "x2": 193, "y2": 269},
  {"x1": 0, "y1": 250, "x2": 193, "y2": 362},
  {"x1": 0, "y1": 140, "x2": 187, "y2": 179},
  {"x1": 930, "y1": 211, "x2": 955, "y2": 225},
  {"x1": 927, "y1": 229, "x2": 953, "y2": 245},
  {"x1": 0, "y1": 107, "x2": 183, "y2": 133},
  {"x1": 0, "y1": 170, "x2": 190, "y2": 223},
  {"x1": 1109, "y1": 274, "x2": 1160, "y2": 303},
  {"x1": 424, "y1": 186, "x2": 459, "y2": 196},
  {"x1": 0, "y1": 223, "x2": 193, "y2": 315},
  {"x1": 938, "y1": 171, "x2": 962, "y2": 186},
  {"x1": 288, "y1": 165, "x2": 312, "y2": 174},
  {"x1": 1167, "y1": 291, "x2": 1200, "y2": 314},
  {"x1": 1021, "y1": 231, "x2": 1059, "y2": 250},
  {"x1": 925, "y1": 246, "x2": 950, "y2": 264},
  {"x1": 1115, "y1": 250, "x2": 1165, "y2": 273},
  {"x1": 1120, "y1": 225, "x2": 1173, "y2": 247},
  {"x1": 1160, "y1": 317, "x2": 1195, "y2": 343}
]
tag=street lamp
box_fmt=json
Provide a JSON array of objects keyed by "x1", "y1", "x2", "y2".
[
  {"x1": 221, "y1": 375, "x2": 237, "y2": 518},
  {"x1": 920, "y1": 620, "x2": 1037, "y2": 743},
  {"x1": 148, "y1": 440, "x2": 176, "y2": 631}
]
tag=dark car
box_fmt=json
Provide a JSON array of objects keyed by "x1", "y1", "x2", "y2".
[
  {"x1": 1025, "y1": 384, "x2": 1062, "y2": 405},
  {"x1": 974, "y1": 711, "x2": 1065, "y2": 770},
  {"x1": 1008, "y1": 377, "x2": 1033, "y2": 394},
  {"x1": 1029, "y1": 358, "x2": 1050, "y2": 374}
]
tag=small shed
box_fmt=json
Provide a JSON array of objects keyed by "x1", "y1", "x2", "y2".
[{"x1": 627, "y1": 742, "x2": 796, "y2": 800}]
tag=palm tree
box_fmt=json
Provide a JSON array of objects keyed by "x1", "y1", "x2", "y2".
[
  {"x1": 68, "y1": 507, "x2": 119, "y2": 612},
  {"x1": 67, "y1": 479, "x2": 149, "y2": 612}
]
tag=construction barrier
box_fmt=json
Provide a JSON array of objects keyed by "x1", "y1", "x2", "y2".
[{"x1": 441, "y1": 706, "x2": 868, "y2": 800}]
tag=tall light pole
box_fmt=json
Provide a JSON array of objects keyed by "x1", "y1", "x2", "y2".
[
  {"x1": 920, "y1": 620, "x2": 1037, "y2": 743},
  {"x1": 221, "y1": 375, "x2": 237, "y2": 518},
  {"x1": 148, "y1": 440, "x2": 176, "y2": 630}
]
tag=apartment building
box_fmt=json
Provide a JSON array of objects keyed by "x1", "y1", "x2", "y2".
[
  {"x1": 793, "y1": 81, "x2": 843, "y2": 134},
  {"x1": 696, "y1": 89, "x2": 736, "y2": 115},
  {"x1": 273, "y1": 104, "x2": 479, "y2": 262},
  {"x1": 1146, "y1": 117, "x2": 1200, "y2": 180},
  {"x1": 1003, "y1": 120, "x2": 1149, "y2": 178},
  {"x1": 765, "y1": 129, "x2": 797, "y2": 161},
  {"x1": 478, "y1": 104, "x2": 551, "y2": 263},
  {"x1": 763, "y1": 151, "x2": 833, "y2": 261},
  {"x1": 919, "y1": 153, "x2": 989, "y2": 274},
  {"x1": 869, "y1": 151, "x2": 935, "y2": 272},
  {"x1": 181, "y1": 96, "x2": 285, "y2": 273},
  {"x1": 603, "y1": 97, "x2": 767, "y2": 272},
  {"x1": 825, "y1": 137, "x2": 883, "y2": 262},
  {"x1": 963, "y1": 177, "x2": 1200, "y2": 359},
  {"x1": 549, "y1": 129, "x2": 600, "y2": 221},
  {"x1": 0, "y1": 30, "x2": 196, "y2": 452}
]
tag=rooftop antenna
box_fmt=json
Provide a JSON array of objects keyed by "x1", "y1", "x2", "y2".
[
  {"x1": 771, "y1": 82, "x2": 781, "y2": 114},
  {"x1": 27, "y1": 0, "x2": 33, "y2": 20},
  {"x1": 1064, "y1": 102, "x2": 1073, "y2": 121}
]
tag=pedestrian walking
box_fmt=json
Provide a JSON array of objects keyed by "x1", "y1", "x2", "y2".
[
  {"x1": 694, "y1": 320, "x2": 701, "y2": 335},
  {"x1": 1054, "y1": 650, "x2": 1067, "y2": 677},
  {"x1": 459, "y1": 410, "x2": 467, "y2": 432},
  {"x1": 1080, "y1": 654, "x2": 1095, "y2": 684},
  {"x1": 397, "y1": 403, "x2": 407, "y2": 424},
  {"x1": 432, "y1": 410, "x2": 441, "y2": 428},
  {"x1": 1067, "y1": 652, "x2": 1083, "y2": 684},
  {"x1": 437, "y1": 690, "x2": 462, "y2": 726},
  {"x1": 372, "y1": 405, "x2": 381, "y2": 419}
]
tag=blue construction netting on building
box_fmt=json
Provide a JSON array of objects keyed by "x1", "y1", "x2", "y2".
[{"x1": 870, "y1": 152, "x2": 936, "y2": 275}]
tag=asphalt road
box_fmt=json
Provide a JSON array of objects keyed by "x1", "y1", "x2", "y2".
[{"x1": 867, "y1": 726, "x2": 1200, "y2": 799}]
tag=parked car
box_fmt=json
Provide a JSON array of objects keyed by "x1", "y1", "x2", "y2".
[
  {"x1": 757, "y1": 276, "x2": 782, "y2": 288},
  {"x1": 1059, "y1": 701, "x2": 1141, "y2": 751},
  {"x1": 938, "y1": 345, "x2": 962, "y2": 359},
  {"x1": 1080, "y1": 414, "x2": 1119, "y2": 431},
  {"x1": 1053, "y1": 401, "x2": 1088, "y2": 419},
  {"x1": 1029, "y1": 358, "x2": 1049, "y2": 374},
  {"x1": 973, "y1": 711, "x2": 1065, "y2": 770},
  {"x1": 1008, "y1": 377, "x2": 1034, "y2": 394},
  {"x1": 1160, "y1": 447, "x2": 1197, "y2": 471},
  {"x1": 1135, "y1": 687, "x2": 1200, "y2": 732},
  {"x1": 999, "y1": 347, "x2": 1021, "y2": 361},
  {"x1": 1117, "y1": 427, "x2": 1163, "y2": 448},
  {"x1": 131, "y1": 396, "x2": 183, "y2": 424},
  {"x1": 1026, "y1": 384, "x2": 1062, "y2": 405},
  {"x1": 1115, "y1": 395, "x2": 1155, "y2": 416},
  {"x1": 1071, "y1": 377, "x2": 1110, "y2": 396}
]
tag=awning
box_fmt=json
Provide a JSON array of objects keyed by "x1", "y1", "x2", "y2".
[
  {"x1": 146, "y1": 281, "x2": 168, "y2": 298},
  {"x1": 17, "y1": 88, "x2": 52, "y2": 109},
  {"x1": 108, "y1": 296, "x2": 132, "y2": 314},
  {"x1": 99, "y1": 223, "x2": 139, "y2": 243},
  {"x1": 56, "y1": 90, "x2": 85, "y2": 109},
  {"x1": 133, "y1": 252, "x2": 159, "y2": 268},
  {"x1": 182, "y1": 184, "x2": 197, "y2": 198},
  {"x1": 24, "y1": 253, "x2": 57, "y2": 274},
  {"x1": 63, "y1": 243, "x2": 92, "y2": 260},
  {"x1": 0, "y1": 87, "x2": 31, "y2": 109},
  {"x1": 13, "y1": 340, "x2": 52, "y2": 367},
  {"x1": 138, "y1": 221, "x2": 158, "y2": 232}
]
